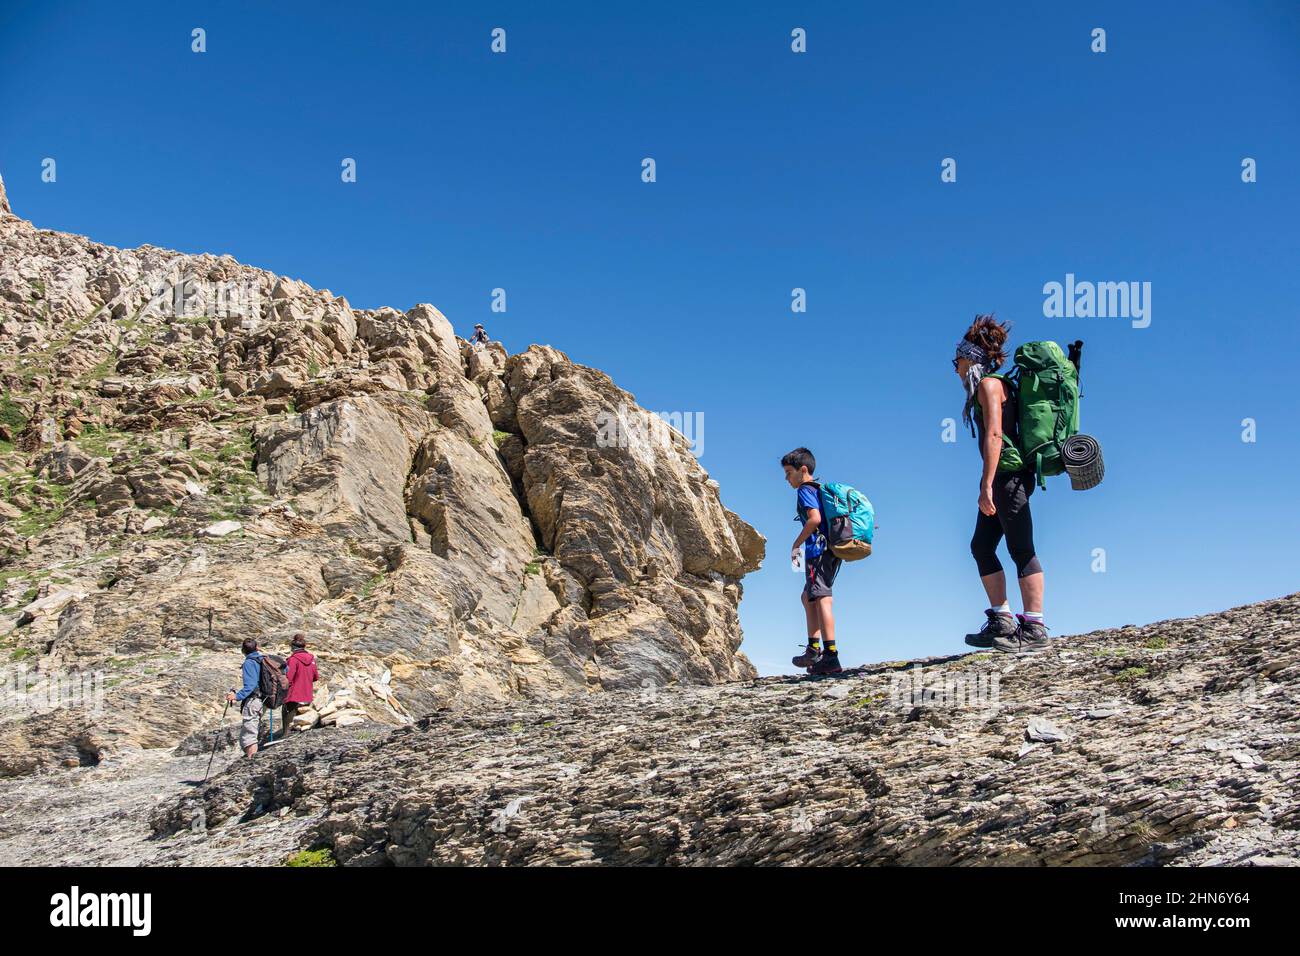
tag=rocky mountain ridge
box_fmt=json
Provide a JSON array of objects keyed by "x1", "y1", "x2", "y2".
[
  {"x1": 0, "y1": 591, "x2": 1294, "y2": 866},
  {"x1": 0, "y1": 172, "x2": 764, "y2": 776}
]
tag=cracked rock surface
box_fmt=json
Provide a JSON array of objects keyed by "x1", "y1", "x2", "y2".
[{"x1": 3, "y1": 593, "x2": 1290, "y2": 866}]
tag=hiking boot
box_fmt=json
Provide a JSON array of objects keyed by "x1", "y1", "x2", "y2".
[
  {"x1": 792, "y1": 644, "x2": 822, "y2": 668},
  {"x1": 965, "y1": 609, "x2": 1018, "y2": 648},
  {"x1": 808, "y1": 651, "x2": 843, "y2": 675},
  {"x1": 991, "y1": 616, "x2": 1050, "y2": 654},
  {"x1": 1016, "y1": 615, "x2": 1050, "y2": 651}
]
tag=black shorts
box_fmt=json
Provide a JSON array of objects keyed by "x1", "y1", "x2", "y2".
[{"x1": 803, "y1": 549, "x2": 842, "y2": 600}]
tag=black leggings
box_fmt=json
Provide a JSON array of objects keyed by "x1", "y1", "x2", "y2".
[{"x1": 971, "y1": 469, "x2": 1042, "y2": 579}]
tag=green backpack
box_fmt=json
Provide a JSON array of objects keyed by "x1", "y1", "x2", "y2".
[{"x1": 978, "y1": 341, "x2": 1081, "y2": 489}]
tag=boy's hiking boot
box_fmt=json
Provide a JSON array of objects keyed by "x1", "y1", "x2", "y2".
[
  {"x1": 808, "y1": 651, "x2": 843, "y2": 676},
  {"x1": 991, "y1": 616, "x2": 1050, "y2": 654},
  {"x1": 965, "y1": 609, "x2": 1018, "y2": 648},
  {"x1": 792, "y1": 644, "x2": 822, "y2": 668}
]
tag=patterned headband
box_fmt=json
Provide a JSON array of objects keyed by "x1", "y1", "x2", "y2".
[{"x1": 955, "y1": 339, "x2": 991, "y2": 367}]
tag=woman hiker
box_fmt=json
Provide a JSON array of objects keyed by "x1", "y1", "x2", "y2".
[
  {"x1": 954, "y1": 315, "x2": 1049, "y2": 653},
  {"x1": 283, "y1": 633, "x2": 319, "y2": 734}
]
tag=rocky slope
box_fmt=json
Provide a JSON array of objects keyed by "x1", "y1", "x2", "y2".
[
  {"x1": 1, "y1": 592, "x2": 1295, "y2": 866},
  {"x1": 0, "y1": 172, "x2": 764, "y2": 776}
]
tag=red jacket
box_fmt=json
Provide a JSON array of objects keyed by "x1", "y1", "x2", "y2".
[{"x1": 285, "y1": 650, "x2": 318, "y2": 704}]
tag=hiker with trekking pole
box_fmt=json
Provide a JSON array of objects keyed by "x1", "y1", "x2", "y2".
[
  {"x1": 224, "y1": 638, "x2": 290, "y2": 757},
  {"x1": 954, "y1": 315, "x2": 1103, "y2": 654}
]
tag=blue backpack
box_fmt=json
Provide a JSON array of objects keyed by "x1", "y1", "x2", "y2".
[{"x1": 817, "y1": 482, "x2": 875, "y2": 561}]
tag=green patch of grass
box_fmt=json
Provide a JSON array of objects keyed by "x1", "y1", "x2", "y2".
[
  {"x1": 9, "y1": 648, "x2": 35, "y2": 661},
  {"x1": 359, "y1": 573, "x2": 386, "y2": 599},
  {"x1": 216, "y1": 439, "x2": 251, "y2": 463},
  {"x1": 492, "y1": 430, "x2": 511, "y2": 448},
  {"x1": 81, "y1": 351, "x2": 119, "y2": 383},
  {"x1": 18, "y1": 359, "x2": 45, "y2": 388},
  {"x1": 0, "y1": 569, "x2": 33, "y2": 587},
  {"x1": 12, "y1": 481, "x2": 73, "y2": 541},
  {"x1": 285, "y1": 848, "x2": 337, "y2": 867},
  {"x1": 1115, "y1": 666, "x2": 1149, "y2": 684},
  {"x1": 75, "y1": 424, "x2": 125, "y2": 459},
  {"x1": 510, "y1": 721, "x2": 525, "y2": 734},
  {"x1": 1142, "y1": 637, "x2": 1168, "y2": 650},
  {"x1": 0, "y1": 395, "x2": 26, "y2": 434},
  {"x1": 524, "y1": 561, "x2": 542, "y2": 575},
  {"x1": 221, "y1": 466, "x2": 260, "y2": 488},
  {"x1": 1092, "y1": 646, "x2": 1129, "y2": 658}
]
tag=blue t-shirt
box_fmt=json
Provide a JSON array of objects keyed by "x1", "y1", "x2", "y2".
[{"x1": 795, "y1": 484, "x2": 827, "y2": 558}]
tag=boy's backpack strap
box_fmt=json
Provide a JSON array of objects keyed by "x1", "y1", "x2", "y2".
[{"x1": 795, "y1": 480, "x2": 821, "y2": 524}]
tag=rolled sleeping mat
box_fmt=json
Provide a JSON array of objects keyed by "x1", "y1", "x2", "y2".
[{"x1": 1062, "y1": 434, "x2": 1104, "y2": 490}]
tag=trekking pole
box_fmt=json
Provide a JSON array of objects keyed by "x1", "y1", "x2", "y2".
[{"x1": 203, "y1": 700, "x2": 231, "y2": 783}]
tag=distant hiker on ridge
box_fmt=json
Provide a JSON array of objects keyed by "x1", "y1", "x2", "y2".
[
  {"x1": 282, "y1": 633, "x2": 318, "y2": 735},
  {"x1": 226, "y1": 639, "x2": 266, "y2": 757},
  {"x1": 954, "y1": 315, "x2": 1048, "y2": 653},
  {"x1": 469, "y1": 323, "x2": 489, "y2": 349},
  {"x1": 782, "y1": 448, "x2": 844, "y2": 675}
]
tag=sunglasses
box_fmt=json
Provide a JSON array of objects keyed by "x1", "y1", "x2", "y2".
[{"x1": 951, "y1": 358, "x2": 962, "y2": 370}]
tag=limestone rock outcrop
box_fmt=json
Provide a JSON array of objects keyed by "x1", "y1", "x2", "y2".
[{"x1": 0, "y1": 179, "x2": 764, "y2": 776}]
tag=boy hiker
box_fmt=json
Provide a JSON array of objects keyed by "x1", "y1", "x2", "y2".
[
  {"x1": 782, "y1": 447, "x2": 843, "y2": 675},
  {"x1": 225, "y1": 638, "x2": 265, "y2": 757},
  {"x1": 283, "y1": 633, "x2": 319, "y2": 734}
]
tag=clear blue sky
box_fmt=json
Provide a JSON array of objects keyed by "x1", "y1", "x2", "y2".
[{"x1": 3, "y1": 1, "x2": 1298, "y2": 674}]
